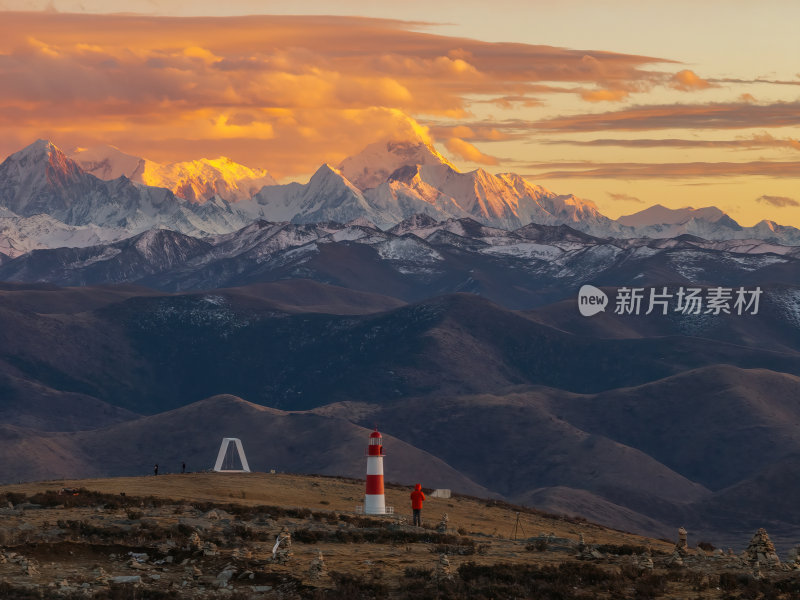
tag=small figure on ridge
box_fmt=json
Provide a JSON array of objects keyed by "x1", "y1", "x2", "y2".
[{"x1": 410, "y1": 483, "x2": 425, "y2": 527}]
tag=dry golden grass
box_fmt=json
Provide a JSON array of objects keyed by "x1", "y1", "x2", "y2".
[{"x1": 0, "y1": 472, "x2": 669, "y2": 550}]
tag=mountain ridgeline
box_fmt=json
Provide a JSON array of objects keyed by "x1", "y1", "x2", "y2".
[
  {"x1": 1, "y1": 215, "x2": 799, "y2": 309},
  {"x1": 2, "y1": 136, "x2": 800, "y2": 259}
]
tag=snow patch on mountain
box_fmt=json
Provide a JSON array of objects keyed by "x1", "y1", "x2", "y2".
[
  {"x1": 721, "y1": 253, "x2": 787, "y2": 271},
  {"x1": 0, "y1": 214, "x2": 122, "y2": 257},
  {"x1": 66, "y1": 246, "x2": 123, "y2": 269},
  {"x1": 375, "y1": 237, "x2": 443, "y2": 263},
  {"x1": 481, "y1": 242, "x2": 564, "y2": 260},
  {"x1": 770, "y1": 288, "x2": 800, "y2": 329}
]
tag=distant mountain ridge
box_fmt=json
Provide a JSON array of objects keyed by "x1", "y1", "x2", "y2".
[
  {"x1": 1, "y1": 137, "x2": 800, "y2": 259},
  {"x1": 618, "y1": 204, "x2": 730, "y2": 227},
  {"x1": 2, "y1": 215, "x2": 800, "y2": 310}
]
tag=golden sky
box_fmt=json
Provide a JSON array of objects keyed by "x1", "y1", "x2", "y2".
[{"x1": 1, "y1": 1, "x2": 799, "y2": 226}]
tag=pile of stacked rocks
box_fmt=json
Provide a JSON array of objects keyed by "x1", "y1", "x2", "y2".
[
  {"x1": 437, "y1": 513, "x2": 449, "y2": 534},
  {"x1": 187, "y1": 532, "x2": 202, "y2": 552},
  {"x1": 308, "y1": 550, "x2": 326, "y2": 581},
  {"x1": 434, "y1": 553, "x2": 453, "y2": 582},
  {"x1": 637, "y1": 546, "x2": 654, "y2": 570},
  {"x1": 667, "y1": 527, "x2": 689, "y2": 567},
  {"x1": 743, "y1": 528, "x2": 780, "y2": 568},
  {"x1": 576, "y1": 534, "x2": 604, "y2": 560},
  {"x1": 272, "y1": 526, "x2": 293, "y2": 564}
]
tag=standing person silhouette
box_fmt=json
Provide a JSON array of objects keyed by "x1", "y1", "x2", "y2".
[
  {"x1": 410, "y1": 483, "x2": 425, "y2": 527},
  {"x1": 181, "y1": 462, "x2": 186, "y2": 474},
  {"x1": 154, "y1": 464, "x2": 158, "y2": 476}
]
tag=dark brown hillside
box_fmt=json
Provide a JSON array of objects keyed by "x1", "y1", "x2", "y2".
[
  {"x1": 215, "y1": 279, "x2": 406, "y2": 314},
  {"x1": 0, "y1": 371, "x2": 137, "y2": 431},
  {"x1": 553, "y1": 365, "x2": 800, "y2": 490},
  {"x1": 520, "y1": 486, "x2": 675, "y2": 538},
  {"x1": 0, "y1": 394, "x2": 493, "y2": 498},
  {"x1": 0, "y1": 282, "x2": 159, "y2": 314}
]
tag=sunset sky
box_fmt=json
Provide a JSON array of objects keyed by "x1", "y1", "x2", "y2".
[{"x1": 1, "y1": 1, "x2": 799, "y2": 226}]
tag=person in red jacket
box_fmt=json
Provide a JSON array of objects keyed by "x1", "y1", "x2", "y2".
[{"x1": 410, "y1": 483, "x2": 425, "y2": 527}]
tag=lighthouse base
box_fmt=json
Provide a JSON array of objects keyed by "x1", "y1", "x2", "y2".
[
  {"x1": 365, "y1": 494, "x2": 386, "y2": 515},
  {"x1": 356, "y1": 503, "x2": 394, "y2": 515}
]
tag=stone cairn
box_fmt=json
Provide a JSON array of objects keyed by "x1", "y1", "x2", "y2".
[
  {"x1": 188, "y1": 532, "x2": 203, "y2": 552},
  {"x1": 667, "y1": 527, "x2": 688, "y2": 566},
  {"x1": 676, "y1": 527, "x2": 689, "y2": 555},
  {"x1": 434, "y1": 553, "x2": 453, "y2": 582},
  {"x1": 576, "y1": 533, "x2": 604, "y2": 560},
  {"x1": 637, "y1": 546, "x2": 654, "y2": 570},
  {"x1": 308, "y1": 550, "x2": 326, "y2": 581},
  {"x1": 743, "y1": 528, "x2": 780, "y2": 568},
  {"x1": 272, "y1": 526, "x2": 293, "y2": 564},
  {"x1": 437, "y1": 513, "x2": 449, "y2": 534}
]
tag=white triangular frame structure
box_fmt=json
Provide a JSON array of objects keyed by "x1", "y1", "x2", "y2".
[{"x1": 213, "y1": 437, "x2": 251, "y2": 473}]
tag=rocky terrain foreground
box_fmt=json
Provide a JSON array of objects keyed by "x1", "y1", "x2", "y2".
[{"x1": 1, "y1": 474, "x2": 800, "y2": 599}]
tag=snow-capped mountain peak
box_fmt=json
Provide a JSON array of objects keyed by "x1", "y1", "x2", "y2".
[
  {"x1": 235, "y1": 163, "x2": 382, "y2": 226},
  {"x1": 338, "y1": 136, "x2": 456, "y2": 191},
  {"x1": 17, "y1": 138, "x2": 58, "y2": 159},
  {"x1": 307, "y1": 163, "x2": 359, "y2": 192},
  {"x1": 70, "y1": 145, "x2": 146, "y2": 181},
  {"x1": 71, "y1": 145, "x2": 276, "y2": 204},
  {"x1": 4, "y1": 139, "x2": 84, "y2": 183},
  {"x1": 0, "y1": 139, "x2": 94, "y2": 216}
]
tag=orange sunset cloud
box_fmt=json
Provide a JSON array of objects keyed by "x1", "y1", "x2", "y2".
[
  {"x1": 0, "y1": 11, "x2": 672, "y2": 176},
  {"x1": 445, "y1": 137, "x2": 500, "y2": 165},
  {"x1": 534, "y1": 101, "x2": 800, "y2": 132},
  {"x1": 670, "y1": 69, "x2": 713, "y2": 91},
  {"x1": 527, "y1": 160, "x2": 800, "y2": 179}
]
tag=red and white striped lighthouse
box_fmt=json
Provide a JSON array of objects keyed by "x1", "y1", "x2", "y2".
[{"x1": 364, "y1": 428, "x2": 386, "y2": 515}]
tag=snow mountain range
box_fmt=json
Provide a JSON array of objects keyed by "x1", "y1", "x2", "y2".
[
  {"x1": 1, "y1": 136, "x2": 800, "y2": 260},
  {"x1": 71, "y1": 144, "x2": 277, "y2": 204},
  {"x1": 2, "y1": 214, "x2": 800, "y2": 311},
  {"x1": 0, "y1": 140, "x2": 253, "y2": 256}
]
